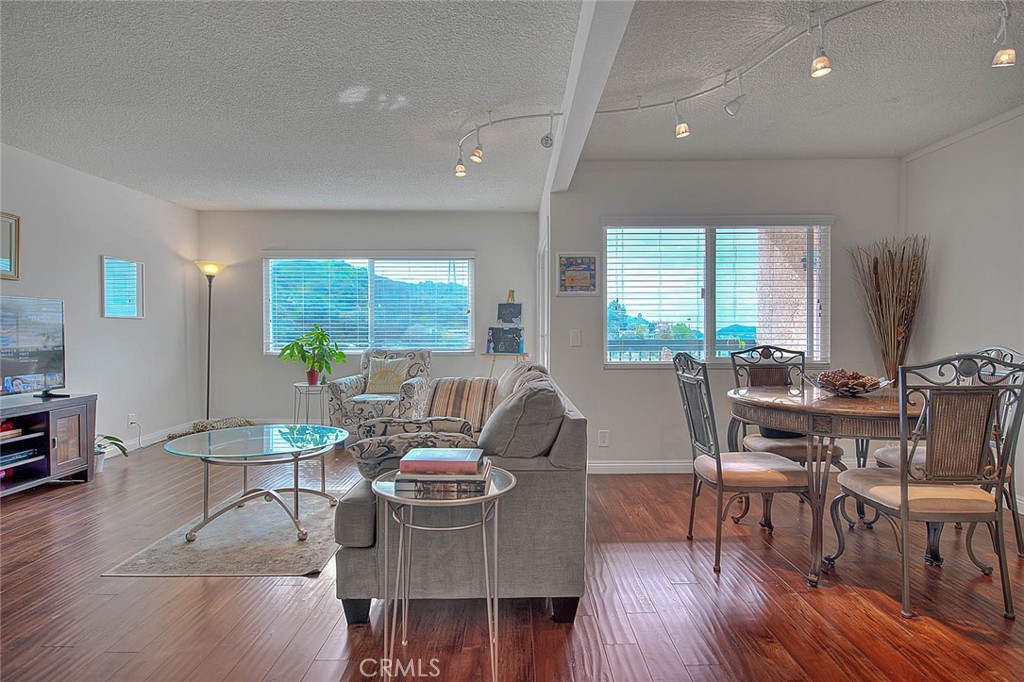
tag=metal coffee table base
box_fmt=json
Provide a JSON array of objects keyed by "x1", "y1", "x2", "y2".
[{"x1": 185, "y1": 448, "x2": 338, "y2": 542}]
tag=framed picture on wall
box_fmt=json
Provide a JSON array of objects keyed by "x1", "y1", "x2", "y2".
[
  {"x1": 556, "y1": 252, "x2": 598, "y2": 296},
  {"x1": 1, "y1": 213, "x2": 20, "y2": 281}
]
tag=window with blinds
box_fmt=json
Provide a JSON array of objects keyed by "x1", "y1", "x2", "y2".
[
  {"x1": 605, "y1": 224, "x2": 830, "y2": 363},
  {"x1": 102, "y1": 256, "x2": 145, "y2": 319},
  {"x1": 263, "y1": 256, "x2": 473, "y2": 352}
]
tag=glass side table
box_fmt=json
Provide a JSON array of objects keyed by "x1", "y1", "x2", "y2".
[
  {"x1": 293, "y1": 382, "x2": 330, "y2": 425},
  {"x1": 372, "y1": 467, "x2": 517, "y2": 682}
]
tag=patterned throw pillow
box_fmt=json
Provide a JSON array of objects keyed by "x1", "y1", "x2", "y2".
[{"x1": 365, "y1": 358, "x2": 410, "y2": 394}]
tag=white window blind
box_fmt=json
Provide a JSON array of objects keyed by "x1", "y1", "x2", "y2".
[
  {"x1": 264, "y1": 256, "x2": 473, "y2": 352},
  {"x1": 102, "y1": 256, "x2": 144, "y2": 319},
  {"x1": 605, "y1": 224, "x2": 830, "y2": 363}
]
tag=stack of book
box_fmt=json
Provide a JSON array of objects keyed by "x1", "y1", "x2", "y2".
[{"x1": 395, "y1": 448, "x2": 491, "y2": 500}]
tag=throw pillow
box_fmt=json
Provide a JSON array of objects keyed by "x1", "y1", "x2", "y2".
[
  {"x1": 478, "y1": 376, "x2": 564, "y2": 458},
  {"x1": 365, "y1": 358, "x2": 410, "y2": 394},
  {"x1": 495, "y1": 361, "x2": 549, "y2": 401}
]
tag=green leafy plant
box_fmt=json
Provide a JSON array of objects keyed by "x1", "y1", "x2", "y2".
[
  {"x1": 95, "y1": 434, "x2": 128, "y2": 457},
  {"x1": 278, "y1": 324, "x2": 348, "y2": 378}
]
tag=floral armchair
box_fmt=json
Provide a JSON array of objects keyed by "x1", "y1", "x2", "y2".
[{"x1": 326, "y1": 349, "x2": 431, "y2": 438}]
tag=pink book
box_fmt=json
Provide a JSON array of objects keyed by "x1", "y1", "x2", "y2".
[{"x1": 399, "y1": 448, "x2": 483, "y2": 475}]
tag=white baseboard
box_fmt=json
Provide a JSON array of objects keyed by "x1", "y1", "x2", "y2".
[{"x1": 588, "y1": 459, "x2": 693, "y2": 474}]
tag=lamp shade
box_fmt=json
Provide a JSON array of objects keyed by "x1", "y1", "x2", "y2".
[
  {"x1": 675, "y1": 122, "x2": 691, "y2": 138},
  {"x1": 470, "y1": 145, "x2": 484, "y2": 163},
  {"x1": 195, "y1": 261, "x2": 226, "y2": 277},
  {"x1": 811, "y1": 48, "x2": 833, "y2": 77},
  {"x1": 992, "y1": 47, "x2": 1016, "y2": 67}
]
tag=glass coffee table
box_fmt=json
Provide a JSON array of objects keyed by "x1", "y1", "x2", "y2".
[{"x1": 165, "y1": 424, "x2": 347, "y2": 542}]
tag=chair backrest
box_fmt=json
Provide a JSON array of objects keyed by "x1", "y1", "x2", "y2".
[
  {"x1": 730, "y1": 345, "x2": 805, "y2": 389},
  {"x1": 359, "y1": 348, "x2": 432, "y2": 380},
  {"x1": 673, "y1": 352, "x2": 721, "y2": 460},
  {"x1": 899, "y1": 354, "x2": 1024, "y2": 486}
]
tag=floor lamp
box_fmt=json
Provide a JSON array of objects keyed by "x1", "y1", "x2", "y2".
[{"x1": 195, "y1": 261, "x2": 227, "y2": 420}]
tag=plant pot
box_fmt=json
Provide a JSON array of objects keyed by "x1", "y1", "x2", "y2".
[
  {"x1": 94, "y1": 448, "x2": 106, "y2": 473},
  {"x1": 306, "y1": 369, "x2": 320, "y2": 385}
]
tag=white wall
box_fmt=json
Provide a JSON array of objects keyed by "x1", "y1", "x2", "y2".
[
  {"x1": 902, "y1": 107, "x2": 1024, "y2": 502},
  {"x1": 0, "y1": 144, "x2": 201, "y2": 444},
  {"x1": 197, "y1": 211, "x2": 537, "y2": 420},
  {"x1": 549, "y1": 159, "x2": 900, "y2": 471},
  {"x1": 902, "y1": 109, "x2": 1024, "y2": 361}
]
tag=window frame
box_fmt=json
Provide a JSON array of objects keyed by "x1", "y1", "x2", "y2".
[
  {"x1": 262, "y1": 250, "x2": 476, "y2": 355},
  {"x1": 101, "y1": 255, "x2": 145, "y2": 319},
  {"x1": 601, "y1": 215, "x2": 833, "y2": 369}
]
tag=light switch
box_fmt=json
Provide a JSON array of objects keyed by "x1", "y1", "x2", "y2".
[{"x1": 569, "y1": 330, "x2": 582, "y2": 347}]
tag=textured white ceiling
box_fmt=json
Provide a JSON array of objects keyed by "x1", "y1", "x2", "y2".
[
  {"x1": 583, "y1": 0, "x2": 1024, "y2": 161},
  {"x1": 1, "y1": 1, "x2": 580, "y2": 211}
]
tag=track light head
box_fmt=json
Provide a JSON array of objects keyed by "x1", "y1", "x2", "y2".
[
  {"x1": 470, "y1": 145, "x2": 484, "y2": 163},
  {"x1": 993, "y1": 2, "x2": 1016, "y2": 66},
  {"x1": 675, "y1": 122, "x2": 691, "y2": 139},
  {"x1": 811, "y1": 47, "x2": 833, "y2": 77},
  {"x1": 993, "y1": 47, "x2": 1016, "y2": 67},
  {"x1": 724, "y1": 94, "x2": 746, "y2": 118},
  {"x1": 454, "y1": 155, "x2": 467, "y2": 177}
]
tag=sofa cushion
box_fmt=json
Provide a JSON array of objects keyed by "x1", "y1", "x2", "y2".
[
  {"x1": 335, "y1": 480, "x2": 377, "y2": 548},
  {"x1": 495, "y1": 361, "x2": 548, "y2": 402},
  {"x1": 513, "y1": 370, "x2": 549, "y2": 393},
  {"x1": 366, "y1": 358, "x2": 410, "y2": 394},
  {"x1": 349, "y1": 432, "x2": 479, "y2": 480},
  {"x1": 478, "y1": 376, "x2": 564, "y2": 458},
  {"x1": 426, "y1": 377, "x2": 498, "y2": 433}
]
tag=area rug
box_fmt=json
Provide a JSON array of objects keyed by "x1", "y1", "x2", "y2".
[{"x1": 103, "y1": 495, "x2": 340, "y2": 577}]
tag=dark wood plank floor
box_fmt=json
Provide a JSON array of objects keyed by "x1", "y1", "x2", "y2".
[{"x1": 3, "y1": 444, "x2": 1024, "y2": 681}]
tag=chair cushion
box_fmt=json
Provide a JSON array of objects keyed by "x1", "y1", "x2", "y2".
[
  {"x1": 359, "y1": 417, "x2": 473, "y2": 439},
  {"x1": 693, "y1": 452, "x2": 808, "y2": 488},
  {"x1": 837, "y1": 468, "x2": 997, "y2": 514},
  {"x1": 347, "y1": 393, "x2": 401, "y2": 404},
  {"x1": 478, "y1": 376, "x2": 564, "y2": 458},
  {"x1": 495, "y1": 361, "x2": 548, "y2": 402},
  {"x1": 349, "y1": 432, "x2": 479, "y2": 480},
  {"x1": 366, "y1": 358, "x2": 410, "y2": 394},
  {"x1": 874, "y1": 445, "x2": 1010, "y2": 479},
  {"x1": 743, "y1": 434, "x2": 845, "y2": 461},
  {"x1": 874, "y1": 445, "x2": 927, "y2": 477}
]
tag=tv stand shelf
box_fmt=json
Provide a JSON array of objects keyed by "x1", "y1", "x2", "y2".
[{"x1": 0, "y1": 394, "x2": 97, "y2": 497}]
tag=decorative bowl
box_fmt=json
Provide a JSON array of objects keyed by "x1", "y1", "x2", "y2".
[{"x1": 801, "y1": 370, "x2": 892, "y2": 397}]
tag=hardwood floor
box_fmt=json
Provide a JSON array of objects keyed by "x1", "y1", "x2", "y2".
[{"x1": 3, "y1": 444, "x2": 1024, "y2": 681}]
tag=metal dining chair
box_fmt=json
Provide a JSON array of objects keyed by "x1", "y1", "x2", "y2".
[
  {"x1": 675, "y1": 352, "x2": 810, "y2": 574},
  {"x1": 729, "y1": 345, "x2": 845, "y2": 528},
  {"x1": 827, "y1": 353, "x2": 1024, "y2": 619},
  {"x1": 873, "y1": 345, "x2": 1024, "y2": 558}
]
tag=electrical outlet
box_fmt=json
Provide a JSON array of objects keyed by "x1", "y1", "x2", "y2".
[
  {"x1": 128, "y1": 413, "x2": 137, "y2": 428},
  {"x1": 598, "y1": 430, "x2": 610, "y2": 447}
]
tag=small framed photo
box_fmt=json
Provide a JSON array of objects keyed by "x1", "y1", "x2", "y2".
[
  {"x1": 1, "y1": 213, "x2": 20, "y2": 281},
  {"x1": 556, "y1": 252, "x2": 599, "y2": 296}
]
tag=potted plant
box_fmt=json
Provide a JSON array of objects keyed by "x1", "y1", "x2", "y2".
[
  {"x1": 278, "y1": 324, "x2": 347, "y2": 385},
  {"x1": 94, "y1": 434, "x2": 128, "y2": 473}
]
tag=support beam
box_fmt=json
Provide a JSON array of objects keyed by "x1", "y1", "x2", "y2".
[{"x1": 544, "y1": 0, "x2": 635, "y2": 195}]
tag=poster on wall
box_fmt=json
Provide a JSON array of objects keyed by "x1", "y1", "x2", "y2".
[{"x1": 556, "y1": 253, "x2": 598, "y2": 296}]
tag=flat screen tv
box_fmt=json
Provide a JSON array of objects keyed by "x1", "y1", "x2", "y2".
[{"x1": 0, "y1": 296, "x2": 67, "y2": 397}]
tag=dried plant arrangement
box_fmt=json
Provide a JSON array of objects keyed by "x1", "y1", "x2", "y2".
[{"x1": 849, "y1": 235, "x2": 929, "y2": 379}]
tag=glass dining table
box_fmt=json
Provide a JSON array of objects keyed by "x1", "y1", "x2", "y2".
[{"x1": 164, "y1": 424, "x2": 347, "y2": 542}]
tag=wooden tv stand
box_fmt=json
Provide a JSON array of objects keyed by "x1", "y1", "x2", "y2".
[{"x1": 0, "y1": 393, "x2": 97, "y2": 497}]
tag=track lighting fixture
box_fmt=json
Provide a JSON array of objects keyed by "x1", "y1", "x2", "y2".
[
  {"x1": 993, "y1": 1, "x2": 1016, "y2": 67},
  {"x1": 470, "y1": 128, "x2": 484, "y2": 163},
  {"x1": 673, "y1": 99, "x2": 691, "y2": 138},
  {"x1": 810, "y1": 15, "x2": 833, "y2": 77},
  {"x1": 454, "y1": 150, "x2": 467, "y2": 178},
  {"x1": 723, "y1": 72, "x2": 746, "y2": 118}
]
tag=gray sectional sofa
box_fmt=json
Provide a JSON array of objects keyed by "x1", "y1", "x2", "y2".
[{"x1": 333, "y1": 364, "x2": 587, "y2": 625}]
